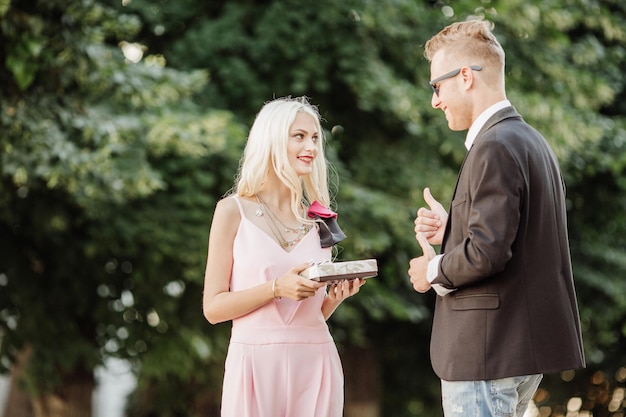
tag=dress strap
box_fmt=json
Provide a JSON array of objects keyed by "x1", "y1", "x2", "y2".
[{"x1": 231, "y1": 195, "x2": 245, "y2": 218}]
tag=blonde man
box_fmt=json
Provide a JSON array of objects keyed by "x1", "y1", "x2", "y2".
[{"x1": 410, "y1": 21, "x2": 585, "y2": 416}]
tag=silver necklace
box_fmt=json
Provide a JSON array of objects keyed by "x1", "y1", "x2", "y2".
[
  {"x1": 255, "y1": 195, "x2": 309, "y2": 248},
  {"x1": 256, "y1": 195, "x2": 307, "y2": 233}
]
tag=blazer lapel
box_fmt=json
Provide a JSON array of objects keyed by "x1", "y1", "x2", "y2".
[
  {"x1": 441, "y1": 153, "x2": 469, "y2": 251},
  {"x1": 441, "y1": 106, "x2": 521, "y2": 252}
]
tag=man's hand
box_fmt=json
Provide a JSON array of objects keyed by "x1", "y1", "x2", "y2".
[
  {"x1": 409, "y1": 233, "x2": 437, "y2": 293},
  {"x1": 414, "y1": 187, "x2": 447, "y2": 245}
]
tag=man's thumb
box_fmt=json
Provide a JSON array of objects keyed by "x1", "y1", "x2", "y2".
[
  {"x1": 423, "y1": 187, "x2": 437, "y2": 208},
  {"x1": 417, "y1": 232, "x2": 436, "y2": 258}
]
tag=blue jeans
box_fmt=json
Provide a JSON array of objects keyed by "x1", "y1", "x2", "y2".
[{"x1": 441, "y1": 374, "x2": 543, "y2": 417}]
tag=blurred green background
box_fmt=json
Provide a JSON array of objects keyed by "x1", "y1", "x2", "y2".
[{"x1": 1, "y1": 0, "x2": 625, "y2": 416}]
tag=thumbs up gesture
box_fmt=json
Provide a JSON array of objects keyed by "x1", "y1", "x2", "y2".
[
  {"x1": 414, "y1": 187, "x2": 447, "y2": 245},
  {"x1": 408, "y1": 233, "x2": 437, "y2": 293}
]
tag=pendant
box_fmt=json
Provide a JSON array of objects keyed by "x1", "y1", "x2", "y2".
[{"x1": 255, "y1": 208, "x2": 263, "y2": 217}]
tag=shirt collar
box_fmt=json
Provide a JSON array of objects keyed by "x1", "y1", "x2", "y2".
[{"x1": 464, "y1": 100, "x2": 511, "y2": 150}]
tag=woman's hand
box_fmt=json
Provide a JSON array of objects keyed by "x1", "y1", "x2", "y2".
[
  {"x1": 273, "y1": 263, "x2": 325, "y2": 301},
  {"x1": 321, "y1": 278, "x2": 366, "y2": 320},
  {"x1": 326, "y1": 278, "x2": 366, "y2": 302}
]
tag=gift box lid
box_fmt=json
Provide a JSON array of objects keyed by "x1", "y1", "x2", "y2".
[{"x1": 300, "y1": 259, "x2": 378, "y2": 282}]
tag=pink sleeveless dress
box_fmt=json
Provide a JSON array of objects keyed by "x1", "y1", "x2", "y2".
[{"x1": 220, "y1": 197, "x2": 343, "y2": 417}]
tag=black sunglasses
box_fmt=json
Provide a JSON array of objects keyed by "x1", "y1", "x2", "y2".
[{"x1": 429, "y1": 65, "x2": 482, "y2": 96}]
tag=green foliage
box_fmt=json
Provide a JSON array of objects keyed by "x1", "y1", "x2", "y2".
[
  {"x1": 120, "y1": 0, "x2": 626, "y2": 414},
  {"x1": 0, "y1": 0, "x2": 246, "y2": 399},
  {"x1": 1, "y1": 0, "x2": 625, "y2": 415}
]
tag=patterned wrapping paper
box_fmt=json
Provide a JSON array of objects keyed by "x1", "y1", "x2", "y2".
[{"x1": 300, "y1": 259, "x2": 378, "y2": 282}]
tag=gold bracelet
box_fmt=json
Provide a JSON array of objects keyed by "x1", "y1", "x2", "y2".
[{"x1": 272, "y1": 278, "x2": 281, "y2": 301}]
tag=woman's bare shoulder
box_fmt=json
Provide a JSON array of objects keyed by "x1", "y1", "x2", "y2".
[
  {"x1": 219, "y1": 195, "x2": 259, "y2": 218},
  {"x1": 216, "y1": 195, "x2": 237, "y2": 211},
  {"x1": 208, "y1": 197, "x2": 240, "y2": 230}
]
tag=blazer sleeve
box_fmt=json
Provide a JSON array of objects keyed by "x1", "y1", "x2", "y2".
[{"x1": 435, "y1": 138, "x2": 524, "y2": 289}]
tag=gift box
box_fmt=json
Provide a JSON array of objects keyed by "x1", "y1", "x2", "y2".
[{"x1": 300, "y1": 259, "x2": 378, "y2": 282}]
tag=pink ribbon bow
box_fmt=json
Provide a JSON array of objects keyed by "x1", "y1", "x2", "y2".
[{"x1": 307, "y1": 201, "x2": 338, "y2": 219}]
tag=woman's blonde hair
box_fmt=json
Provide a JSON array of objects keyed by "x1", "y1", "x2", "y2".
[{"x1": 232, "y1": 96, "x2": 331, "y2": 222}]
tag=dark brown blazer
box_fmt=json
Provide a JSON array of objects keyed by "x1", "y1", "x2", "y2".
[{"x1": 431, "y1": 106, "x2": 585, "y2": 381}]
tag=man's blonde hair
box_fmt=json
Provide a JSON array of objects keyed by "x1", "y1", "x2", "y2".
[{"x1": 424, "y1": 20, "x2": 505, "y2": 79}]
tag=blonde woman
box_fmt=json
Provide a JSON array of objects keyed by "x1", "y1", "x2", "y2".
[{"x1": 203, "y1": 96, "x2": 364, "y2": 417}]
